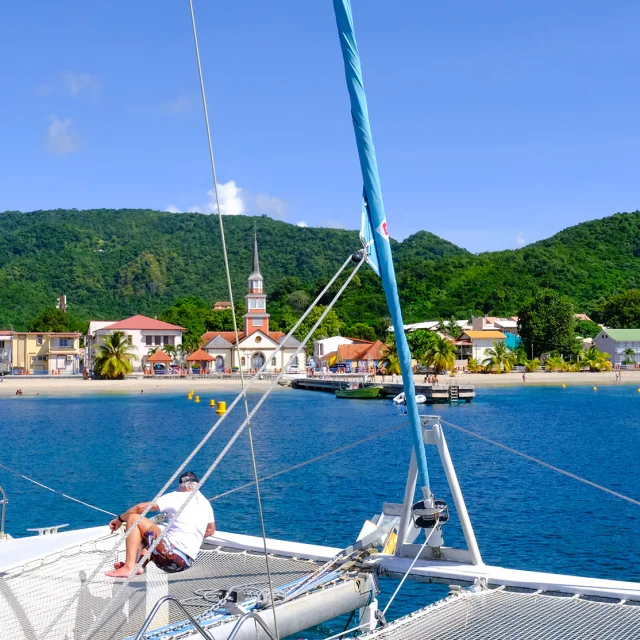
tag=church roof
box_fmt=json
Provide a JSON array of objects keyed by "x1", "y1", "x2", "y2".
[
  {"x1": 202, "y1": 331, "x2": 240, "y2": 347},
  {"x1": 277, "y1": 334, "x2": 302, "y2": 347},
  {"x1": 249, "y1": 233, "x2": 262, "y2": 280}
]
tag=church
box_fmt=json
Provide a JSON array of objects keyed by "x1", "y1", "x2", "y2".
[{"x1": 201, "y1": 236, "x2": 303, "y2": 373}]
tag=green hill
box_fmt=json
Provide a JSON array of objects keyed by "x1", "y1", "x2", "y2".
[{"x1": 1, "y1": 208, "x2": 640, "y2": 331}]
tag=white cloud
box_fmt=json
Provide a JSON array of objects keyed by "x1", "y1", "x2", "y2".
[
  {"x1": 62, "y1": 72, "x2": 101, "y2": 97},
  {"x1": 169, "y1": 180, "x2": 288, "y2": 219},
  {"x1": 515, "y1": 232, "x2": 526, "y2": 248},
  {"x1": 208, "y1": 181, "x2": 245, "y2": 215},
  {"x1": 166, "y1": 205, "x2": 181, "y2": 213},
  {"x1": 297, "y1": 221, "x2": 308, "y2": 227},
  {"x1": 38, "y1": 72, "x2": 101, "y2": 97},
  {"x1": 46, "y1": 116, "x2": 79, "y2": 156},
  {"x1": 326, "y1": 219, "x2": 346, "y2": 229},
  {"x1": 165, "y1": 96, "x2": 192, "y2": 114}
]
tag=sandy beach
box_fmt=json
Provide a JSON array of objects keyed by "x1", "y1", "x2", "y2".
[{"x1": 1, "y1": 369, "x2": 638, "y2": 397}]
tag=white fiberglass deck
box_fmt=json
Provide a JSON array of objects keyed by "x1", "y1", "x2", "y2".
[{"x1": 379, "y1": 556, "x2": 640, "y2": 601}]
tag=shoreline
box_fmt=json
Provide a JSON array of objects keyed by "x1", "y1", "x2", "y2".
[{"x1": 0, "y1": 370, "x2": 638, "y2": 397}]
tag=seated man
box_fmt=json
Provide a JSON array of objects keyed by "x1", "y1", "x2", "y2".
[{"x1": 106, "y1": 471, "x2": 215, "y2": 578}]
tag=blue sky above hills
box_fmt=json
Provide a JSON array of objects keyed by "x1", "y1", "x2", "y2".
[{"x1": 1, "y1": 0, "x2": 639, "y2": 252}]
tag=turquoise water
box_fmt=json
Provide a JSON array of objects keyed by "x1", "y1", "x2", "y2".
[{"x1": 1, "y1": 385, "x2": 640, "y2": 636}]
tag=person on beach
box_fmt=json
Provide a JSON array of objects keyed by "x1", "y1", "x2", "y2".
[
  {"x1": 522, "y1": 372, "x2": 526, "y2": 383},
  {"x1": 105, "y1": 471, "x2": 215, "y2": 578}
]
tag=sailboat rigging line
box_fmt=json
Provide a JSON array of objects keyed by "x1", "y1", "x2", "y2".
[
  {"x1": 440, "y1": 418, "x2": 640, "y2": 508},
  {"x1": 43, "y1": 255, "x2": 355, "y2": 640},
  {"x1": 187, "y1": 0, "x2": 279, "y2": 634},
  {"x1": 76, "y1": 256, "x2": 366, "y2": 640},
  {"x1": 382, "y1": 525, "x2": 438, "y2": 616},
  {"x1": 0, "y1": 461, "x2": 117, "y2": 517},
  {"x1": 208, "y1": 421, "x2": 409, "y2": 503}
]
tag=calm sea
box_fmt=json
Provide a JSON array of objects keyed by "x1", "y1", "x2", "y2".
[{"x1": 1, "y1": 384, "x2": 639, "y2": 637}]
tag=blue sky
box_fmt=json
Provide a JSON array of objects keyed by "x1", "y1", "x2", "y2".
[{"x1": 1, "y1": 0, "x2": 639, "y2": 252}]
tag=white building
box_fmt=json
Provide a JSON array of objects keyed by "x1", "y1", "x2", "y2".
[
  {"x1": 313, "y1": 336, "x2": 371, "y2": 360},
  {"x1": 459, "y1": 330, "x2": 507, "y2": 363},
  {"x1": 202, "y1": 235, "x2": 303, "y2": 373},
  {"x1": 87, "y1": 315, "x2": 185, "y2": 372},
  {"x1": 594, "y1": 329, "x2": 640, "y2": 366},
  {"x1": 0, "y1": 331, "x2": 13, "y2": 374}
]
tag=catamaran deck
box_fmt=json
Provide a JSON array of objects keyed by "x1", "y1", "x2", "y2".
[{"x1": 358, "y1": 587, "x2": 640, "y2": 640}]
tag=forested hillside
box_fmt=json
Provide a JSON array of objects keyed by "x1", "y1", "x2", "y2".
[{"x1": 1, "y1": 208, "x2": 640, "y2": 331}]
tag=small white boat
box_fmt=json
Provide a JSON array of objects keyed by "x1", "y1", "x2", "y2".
[{"x1": 393, "y1": 392, "x2": 427, "y2": 405}]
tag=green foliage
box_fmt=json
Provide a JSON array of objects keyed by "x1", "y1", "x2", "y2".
[
  {"x1": 466, "y1": 357, "x2": 482, "y2": 373},
  {"x1": 407, "y1": 330, "x2": 437, "y2": 362},
  {"x1": 423, "y1": 335, "x2": 457, "y2": 373},
  {"x1": 93, "y1": 331, "x2": 137, "y2": 378},
  {"x1": 294, "y1": 306, "x2": 341, "y2": 345},
  {"x1": 380, "y1": 338, "x2": 401, "y2": 375},
  {"x1": 518, "y1": 289, "x2": 576, "y2": 358},
  {"x1": 595, "y1": 289, "x2": 640, "y2": 328},
  {"x1": 27, "y1": 307, "x2": 87, "y2": 333},
  {"x1": 343, "y1": 322, "x2": 376, "y2": 342},
  {"x1": 7, "y1": 208, "x2": 640, "y2": 334},
  {"x1": 525, "y1": 358, "x2": 540, "y2": 372},
  {"x1": 577, "y1": 346, "x2": 612, "y2": 371},
  {"x1": 574, "y1": 319, "x2": 601, "y2": 338},
  {"x1": 482, "y1": 341, "x2": 517, "y2": 373}
]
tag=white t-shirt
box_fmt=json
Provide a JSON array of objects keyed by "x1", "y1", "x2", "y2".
[{"x1": 156, "y1": 490, "x2": 215, "y2": 560}]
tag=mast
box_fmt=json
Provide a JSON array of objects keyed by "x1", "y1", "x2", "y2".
[{"x1": 332, "y1": 0, "x2": 432, "y2": 500}]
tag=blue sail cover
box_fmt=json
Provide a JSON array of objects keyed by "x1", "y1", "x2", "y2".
[
  {"x1": 360, "y1": 192, "x2": 380, "y2": 276},
  {"x1": 333, "y1": 0, "x2": 431, "y2": 495}
]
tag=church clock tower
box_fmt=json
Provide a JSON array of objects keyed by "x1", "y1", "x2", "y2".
[{"x1": 243, "y1": 234, "x2": 270, "y2": 335}]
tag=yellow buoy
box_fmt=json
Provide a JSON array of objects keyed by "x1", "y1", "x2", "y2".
[
  {"x1": 210, "y1": 399, "x2": 215, "y2": 407},
  {"x1": 637, "y1": 388, "x2": 640, "y2": 393},
  {"x1": 195, "y1": 395, "x2": 200, "y2": 403},
  {"x1": 216, "y1": 400, "x2": 227, "y2": 414},
  {"x1": 562, "y1": 384, "x2": 566, "y2": 388},
  {"x1": 593, "y1": 386, "x2": 597, "y2": 391},
  {"x1": 187, "y1": 393, "x2": 193, "y2": 400}
]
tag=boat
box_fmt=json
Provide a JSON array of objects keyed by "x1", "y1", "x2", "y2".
[
  {"x1": 335, "y1": 384, "x2": 383, "y2": 399},
  {"x1": 2, "y1": 2, "x2": 640, "y2": 640},
  {"x1": 393, "y1": 391, "x2": 426, "y2": 405}
]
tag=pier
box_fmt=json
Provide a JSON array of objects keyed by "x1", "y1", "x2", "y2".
[{"x1": 291, "y1": 377, "x2": 475, "y2": 403}]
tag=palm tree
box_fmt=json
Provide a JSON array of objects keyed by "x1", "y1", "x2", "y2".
[
  {"x1": 182, "y1": 333, "x2": 201, "y2": 354},
  {"x1": 482, "y1": 341, "x2": 516, "y2": 373},
  {"x1": 380, "y1": 339, "x2": 401, "y2": 375},
  {"x1": 525, "y1": 358, "x2": 540, "y2": 372},
  {"x1": 581, "y1": 347, "x2": 611, "y2": 371},
  {"x1": 93, "y1": 331, "x2": 138, "y2": 379},
  {"x1": 424, "y1": 335, "x2": 457, "y2": 373},
  {"x1": 163, "y1": 344, "x2": 177, "y2": 359},
  {"x1": 623, "y1": 347, "x2": 636, "y2": 365},
  {"x1": 466, "y1": 357, "x2": 480, "y2": 373},
  {"x1": 544, "y1": 354, "x2": 567, "y2": 372}
]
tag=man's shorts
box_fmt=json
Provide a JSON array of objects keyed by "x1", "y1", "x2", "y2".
[{"x1": 142, "y1": 531, "x2": 194, "y2": 574}]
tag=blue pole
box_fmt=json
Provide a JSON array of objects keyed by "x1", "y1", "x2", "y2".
[{"x1": 332, "y1": 0, "x2": 431, "y2": 497}]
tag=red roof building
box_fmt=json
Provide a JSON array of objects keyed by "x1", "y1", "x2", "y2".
[{"x1": 101, "y1": 315, "x2": 185, "y2": 331}]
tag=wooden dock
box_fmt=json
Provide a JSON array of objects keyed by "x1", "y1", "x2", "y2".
[{"x1": 291, "y1": 378, "x2": 475, "y2": 403}]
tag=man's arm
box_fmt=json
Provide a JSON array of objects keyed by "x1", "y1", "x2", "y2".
[
  {"x1": 108, "y1": 502, "x2": 160, "y2": 532},
  {"x1": 205, "y1": 522, "x2": 216, "y2": 538}
]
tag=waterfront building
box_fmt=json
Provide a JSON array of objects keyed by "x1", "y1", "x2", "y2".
[
  {"x1": 594, "y1": 328, "x2": 640, "y2": 366},
  {"x1": 0, "y1": 331, "x2": 13, "y2": 374},
  {"x1": 458, "y1": 330, "x2": 507, "y2": 364},
  {"x1": 10, "y1": 332, "x2": 82, "y2": 375},
  {"x1": 313, "y1": 336, "x2": 372, "y2": 360},
  {"x1": 333, "y1": 340, "x2": 385, "y2": 373},
  {"x1": 202, "y1": 235, "x2": 303, "y2": 372},
  {"x1": 212, "y1": 301, "x2": 232, "y2": 311},
  {"x1": 86, "y1": 315, "x2": 185, "y2": 372}
]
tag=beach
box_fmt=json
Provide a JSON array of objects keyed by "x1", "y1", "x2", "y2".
[{"x1": 1, "y1": 369, "x2": 637, "y2": 397}]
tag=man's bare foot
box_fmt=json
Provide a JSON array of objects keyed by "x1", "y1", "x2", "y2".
[{"x1": 105, "y1": 566, "x2": 144, "y2": 578}]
